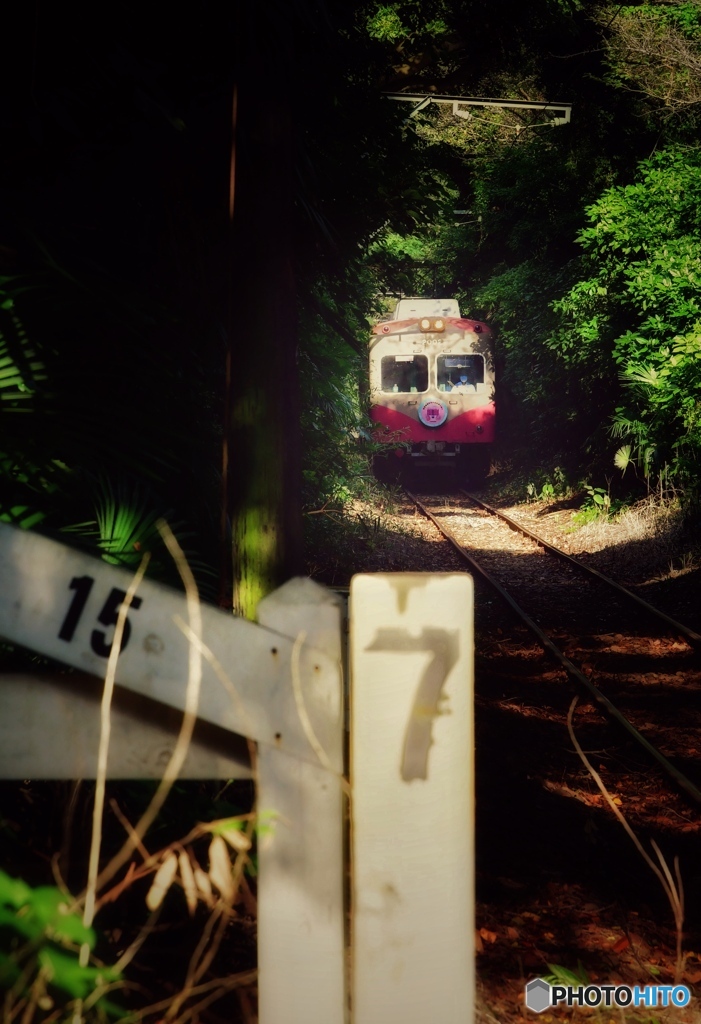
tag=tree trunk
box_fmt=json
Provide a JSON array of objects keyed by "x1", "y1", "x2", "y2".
[{"x1": 226, "y1": 7, "x2": 303, "y2": 619}]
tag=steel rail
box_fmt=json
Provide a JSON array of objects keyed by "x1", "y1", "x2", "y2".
[
  {"x1": 406, "y1": 490, "x2": 701, "y2": 806},
  {"x1": 461, "y1": 490, "x2": 701, "y2": 649}
]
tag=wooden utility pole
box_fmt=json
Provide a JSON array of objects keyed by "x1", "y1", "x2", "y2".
[{"x1": 224, "y1": 6, "x2": 303, "y2": 619}]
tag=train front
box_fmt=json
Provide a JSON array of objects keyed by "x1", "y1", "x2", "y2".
[{"x1": 369, "y1": 298, "x2": 494, "y2": 480}]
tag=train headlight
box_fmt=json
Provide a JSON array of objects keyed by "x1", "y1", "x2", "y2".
[{"x1": 418, "y1": 317, "x2": 446, "y2": 332}]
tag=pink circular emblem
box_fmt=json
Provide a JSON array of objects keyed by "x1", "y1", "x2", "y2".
[{"x1": 419, "y1": 400, "x2": 448, "y2": 427}]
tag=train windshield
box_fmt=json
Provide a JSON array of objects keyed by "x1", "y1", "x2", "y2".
[
  {"x1": 380, "y1": 354, "x2": 429, "y2": 393},
  {"x1": 437, "y1": 355, "x2": 484, "y2": 390}
]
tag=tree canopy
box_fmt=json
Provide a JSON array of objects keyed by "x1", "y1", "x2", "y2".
[
  {"x1": 6, "y1": 2, "x2": 701, "y2": 1017},
  {"x1": 3, "y1": 0, "x2": 701, "y2": 605}
]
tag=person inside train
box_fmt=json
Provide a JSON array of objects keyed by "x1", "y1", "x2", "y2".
[{"x1": 446, "y1": 371, "x2": 476, "y2": 393}]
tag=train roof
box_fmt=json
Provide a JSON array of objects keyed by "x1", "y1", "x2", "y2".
[
  {"x1": 371, "y1": 316, "x2": 490, "y2": 336},
  {"x1": 393, "y1": 297, "x2": 461, "y2": 319}
]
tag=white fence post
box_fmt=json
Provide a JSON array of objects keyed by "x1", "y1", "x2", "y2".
[
  {"x1": 256, "y1": 578, "x2": 347, "y2": 1024},
  {"x1": 0, "y1": 521, "x2": 474, "y2": 1024},
  {"x1": 0, "y1": 524, "x2": 347, "y2": 1024},
  {"x1": 349, "y1": 572, "x2": 474, "y2": 1024}
]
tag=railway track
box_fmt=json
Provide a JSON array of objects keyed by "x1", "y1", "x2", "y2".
[{"x1": 406, "y1": 489, "x2": 701, "y2": 806}]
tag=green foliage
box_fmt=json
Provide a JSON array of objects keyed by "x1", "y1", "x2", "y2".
[
  {"x1": 670, "y1": 2, "x2": 701, "y2": 37},
  {"x1": 614, "y1": 442, "x2": 632, "y2": 473},
  {"x1": 367, "y1": 5, "x2": 407, "y2": 41},
  {"x1": 368, "y1": 219, "x2": 457, "y2": 295},
  {"x1": 300, "y1": 298, "x2": 371, "y2": 510},
  {"x1": 526, "y1": 466, "x2": 569, "y2": 501},
  {"x1": 0, "y1": 303, "x2": 53, "y2": 531},
  {"x1": 0, "y1": 260, "x2": 221, "y2": 602},
  {"x1": 365, "y1": 2, "x2": 450, "y2": 43},
  {"x1": 0, "y1": 305, "x2": 45, "y2": 405},
  {"x1": 298, "y1": 279, "x2": 424, "y2": 581},
  {"x1": 60, "y1": 476, "x2": 208, "y2": 592},
  {"x1": 569, "y1": 483, "x2": 614, "y2": 526},
  {"x1": 548, "y1": 148, "x2": 701, "y2": 487},
  {"x1": 570, "y1": 503, "x2": 604, "y2": 527},
  {"x1": 63, "y1": 479, "x2": 167, "y2": 566},
  {"x1": 584, "y1": 484, "x2": 610, "y2": 510},
  {"x1": 543, "y1": 960, "x2": 591, "y2": 986},
  {"x1": 0, "y1": 869, "x2": 122, "y2": 1018},
  {"x1": 0, "y1": 879, "x2": 93, "y2": 948}
]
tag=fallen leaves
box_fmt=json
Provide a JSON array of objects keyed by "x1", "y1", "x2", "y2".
[
  {"x1": 541, "y1": 779, "x2": 624, "y2": 808},
  {"x1": 208, "y1": 835, "x2": 235, "y2": 904},
  {"x1": 475, "y1": 883, "x2": 697, "y2": 1024},
  {"x1": 178, "y1": 851, "x2": 197, "y2": 916},
  {"x1": 142, "y1": 815, "x2": 254, "y2": 913},
  {"x1": 146, "y1": 852, "x2": 178, "y2": 911}
]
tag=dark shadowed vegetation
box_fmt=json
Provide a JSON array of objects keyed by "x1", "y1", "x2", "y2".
[{"x1": 3, "y1": 0, "x2": 701, "y2": 1019}]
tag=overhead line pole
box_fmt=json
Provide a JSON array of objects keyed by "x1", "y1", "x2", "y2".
[{"x1": 383, "y1": 92, "x2": 572, "y2": 126}]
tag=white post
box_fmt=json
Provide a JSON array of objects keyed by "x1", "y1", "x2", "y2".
[
  {"x1": 349, "y1": 573, "x2": 474, "y2": 1024},
  {"x1": 256, "y1": 578, "x2": 347, "y2": 1024}
]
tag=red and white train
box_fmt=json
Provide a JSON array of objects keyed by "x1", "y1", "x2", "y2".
[{"x1": 369, "y1": 297, "x2": 495, "y2": 481}]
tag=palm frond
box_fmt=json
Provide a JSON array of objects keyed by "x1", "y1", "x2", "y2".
[
  {"x1": 64, "y1": 476, "x2": 171, "y2": 567},
  {"x1": 614, "y1": 443, "x2": 633, "y2": 473}
]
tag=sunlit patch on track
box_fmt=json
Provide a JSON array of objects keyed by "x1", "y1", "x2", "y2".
[{"x1": 406, "y1": 488, "x2": 701, "y2": 810}]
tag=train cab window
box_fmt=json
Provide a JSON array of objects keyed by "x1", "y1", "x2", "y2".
[
  {"x1": 380, "y1": 354, "x2": 428, "y2": 393},
  {"x1": 437, "y1": 355, "x2": 484, "y2": 392}
]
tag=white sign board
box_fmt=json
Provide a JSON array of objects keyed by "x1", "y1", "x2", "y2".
[
  {"x1": 0, "y1": 526, "x2": 347, "y2": 1024},
  {"x1": 0, "y1": 672, "x2": 253, "y2": 779},
  {"x1": 0, "y1": 522, "x2": 341, "y2": 769},
  {"x1": 350, "y1": 573, "x2": 474, "y2": 1024}
]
